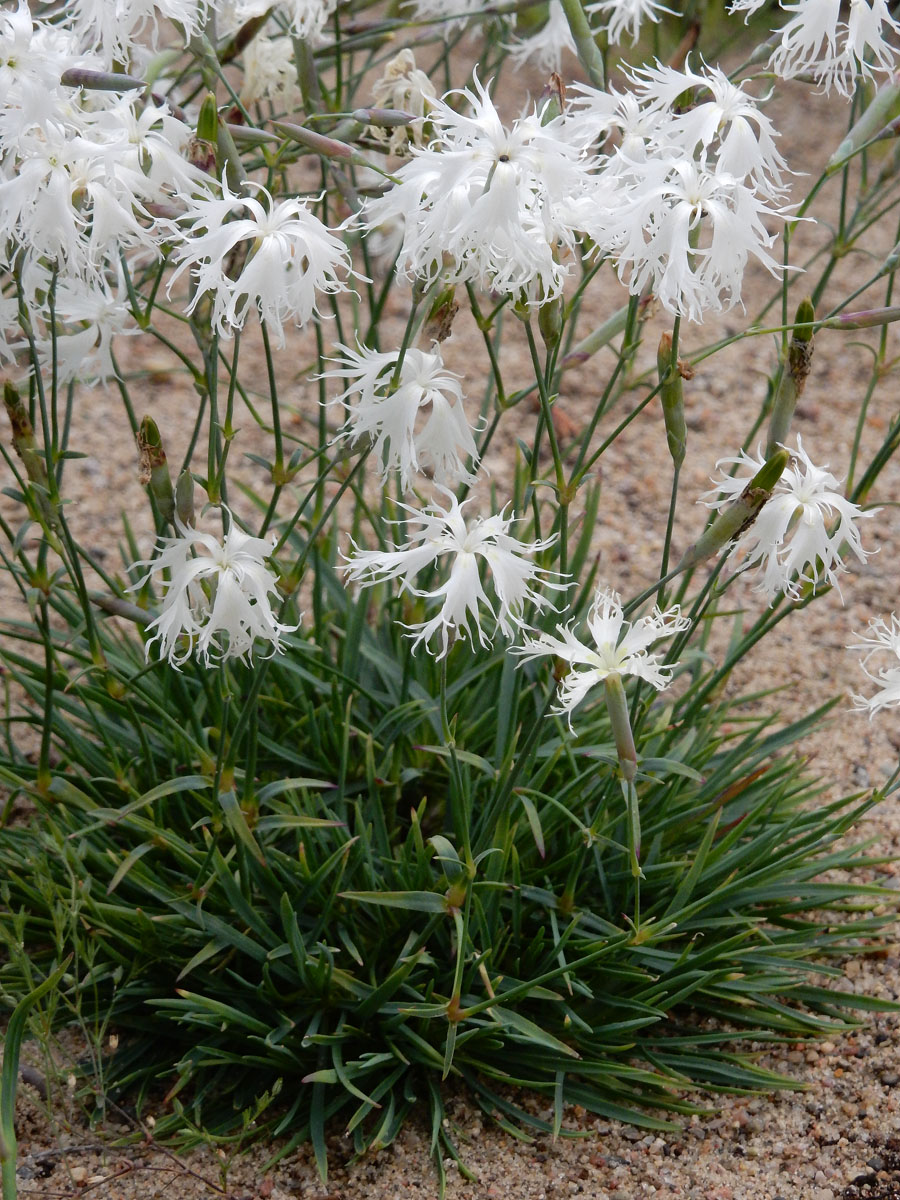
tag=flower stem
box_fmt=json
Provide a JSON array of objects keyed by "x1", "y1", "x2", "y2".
[{"x1": 558, "y1": 0, "x2": 606, "y2": 90}]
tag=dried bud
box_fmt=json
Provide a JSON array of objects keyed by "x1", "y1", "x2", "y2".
[
  {"x1": 3, "y1": 381, "x2": 57, "y2": 527},
  {"x1": 765, "y1": 298, "x2": 815, "y2": 457},
  {"x1": 423, "y1": 286, "x2": 459, "y2": 344},
  {"x1": 137, "y1": 416, "x2": 175, "y2": 523}
]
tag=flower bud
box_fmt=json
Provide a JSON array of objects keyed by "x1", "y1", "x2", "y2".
[
  {"x1": 189, "y1": 91, "x2": 219, "y2": 174},
  {"x1": 677, "y1": 448, "x2": 790, "y2": 572},
  {"x1": 765, "y1": 297, "x2": 815, "y2": 457},
  {"x1": 60, "y1": 67, "x2": 144, "y2": 91},
  {"x1": 828, "y1": 73, "x2": 900, "y2": 172},
  {"x1": 538, "y1": 295, "x2": 564, "y2": 350},
  {"x1": 175, "y1": 469, "x2": 195, "y2": 527},
  {"x1": 657, "y1": 332, "x2": 687, "y2": 469},
  {"x1": 137, "y1": 416, "x2": 175, "y2": 523}
]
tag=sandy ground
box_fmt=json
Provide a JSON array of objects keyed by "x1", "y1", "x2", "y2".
[{"x1": 6, "y1": 36, "x2": 900, "y2": 1200}]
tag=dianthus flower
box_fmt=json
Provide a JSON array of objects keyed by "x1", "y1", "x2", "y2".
[
  {"x1": 507, "y1": 1, "x2": 577, "y2": 74},
  {"x1": 343, "y1": 491, "x2": 565, "y2": 658},
  {"x1": 64, "y1": 0, "x2": 206, "y2": 65},
  {"x1": 363, "y1": 74, "x2": 596, "y2": 304},
  {"x1": 168, "y1": 177, "x2": 355, "y2": 344},
  {"x1": 515, "y1": 587, "x2": 689, "y2": 724},
  {"x1": 404, "y1": 0, "x2": 485, "y2": 35},
  {"x1": 369, "y1": 49, "x2": 437, "y2": 155},
  {"x1": 572, "y1": 64, "x2": 790, "y2": 321},
  {"x1": 702, "y1": 437, "x2": 876, "y2": 601},
  {"x1": 131, "y1": 510, "x2": 298, "y2": 667},
  {"x1": 240, "y1": 35, "x2": 302, "y2": 110},
  {"x1": 586, "y1": 0, "x2": 674, "y2": 45},
  {"x1": 849, "y1": 615, "x2": 900, "y2": 716},
  {"x1": 730, "y1": 0, "x2": 900, "y2": 96},
  {"x1": 324, "y1": 343, "x2": 478, "y2": 492},
  {"x1": 225, "y1": 0, "x2": 337, "y2": 41}
]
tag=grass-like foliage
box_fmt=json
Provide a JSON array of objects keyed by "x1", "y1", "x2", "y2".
[{"x1": 0, "y1": 548, "x2": 894, "y2": 1180}]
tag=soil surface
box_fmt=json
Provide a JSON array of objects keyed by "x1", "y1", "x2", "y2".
[{"x1": 7, "y1": 35, "x2": 900, "y2": 1200}]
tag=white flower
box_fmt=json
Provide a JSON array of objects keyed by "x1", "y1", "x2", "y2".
[
  {"x1": 614, "y1": 158, "x2": 784, "y2": 322},
  {"x1": 224, "y1": 0, "x2": 337, "y2": 41},
  {"x1": 364, "y1": 74, "x2": 596, "y2": 304},
  {"x1": 64, "y1": 0, "x2": 207, "y2": 65},
  {"x1": 324, "y1": 343, "x2": 478, "y2": 492},
  {"x1": 370, "y1": 49, "x2": 437, "y2": 155},
  {"x1": 627, "y1": 61, "x2": 788, "y2": 197},
  {"x1": 703, "y1": 437, "x2": 877, "y2": 601},
  {"x1": 586, "y1": 0, "x2": 674, "y2": 45},
  {"x1": 743, "y1": 0, "x2": 900, "y2": 96},
  {"x1": 239, "y1": 34, "x2": 302, "y2": 110},
  {"x1": 507, "y1": 1, "x2": 577, "y2": 74},
  {"x1": 36, "y1": 271, "x2": 137, "y2": 385},
  {"x1": 403, "y1": 0, "x2": 485, "y2": 35},
  {"x1": 131, "y1": 509, "x2": 298, "y2": 667},
  {"x1": 515, "y1": 587, "x2": 689, "y2": 723},
  {"x1": 572, "y1": 65, "x2": 790, "y2": 321},
  {"x1": 0, "y1": 121, "x2": 161, "y2": 292},
  {"x1": 849, "y1": 614, "x2": 900, "y2": 716},
  {"x1": 168, "y1": 177, "x2": 355, "y2": 344},
  {"x1": 343, "y1": 491, "x2": 564, "y2": 658}
]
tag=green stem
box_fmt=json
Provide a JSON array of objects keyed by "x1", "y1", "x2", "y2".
[{"x1": 557, "y1": 0, "x2": 605, "y2": 89}]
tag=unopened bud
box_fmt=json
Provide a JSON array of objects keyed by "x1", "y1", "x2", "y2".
[
  {"x1": 657, "y1": 332, "x2": 687, "y2": 468},
  {"x1": 765, "y1": 297, "x2": 815, "y2": 456},
  {"x1": 352, "y1": 107, "x2": 415, "y2": 128},
  {"x1": 677, "y1": 448, "x2": 790, "y2": 572},
  {"x1": 175, "y1": 470, "x2": 195, "y2": 527},
  {"x1": 137, "y1": 416, "x2": 175, "y2": 523},
  {"x1": 60, "y1": 67, "x2": 145, "y2": 91},
  {"x1": 828, "y1": 73, "x2": 900, "y2": 172},
  {"x1": 538, "y1": 295, "x2": 564, "y2": 350}
]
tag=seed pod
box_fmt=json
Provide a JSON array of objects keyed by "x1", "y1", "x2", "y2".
[
  {"x1": 677, "y1": 448, "x2": 790, "y2": 572},
  {"x1": 765, "y1": 298, "x2": 815, "y2": 457},
  {"x1": 657, "y1": 332, "x2": 687, "y2": 468}
]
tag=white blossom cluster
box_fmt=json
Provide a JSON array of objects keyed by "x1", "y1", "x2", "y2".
[
  {"x1": 365, "y1": 63, "x2": 791, "y2": 321},
  {"x1": 0, "y1": 0, "x2": 890, "y2": 724},
  {"x1": 731, "y1": 0, "x2": 900, "y2": 96},
  {"x1": 418, "y1": 0, "x2": 900, "y2": 92},
  {"x1": 0, "y1": 1, "x2": 350, "y2": 384}
]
